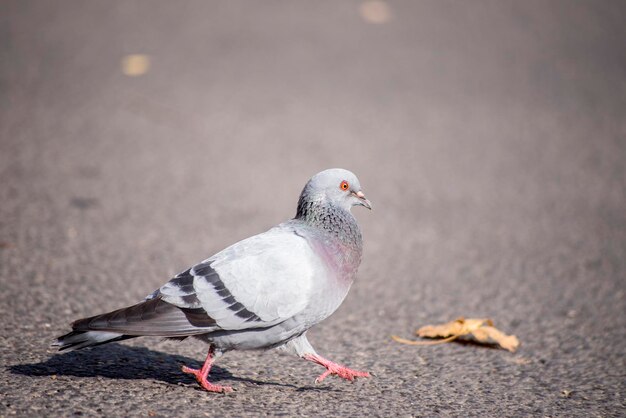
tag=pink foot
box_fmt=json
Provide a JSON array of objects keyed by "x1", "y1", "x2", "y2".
[
  {"x1": 304, "y1": 354, "x2": 370, "y2": 383},
  {"x1": 181, "y1": 347, "x2": 233, "y2": 393},
  {"x1": 181, "y1": 365, "x2": 233, "y2": 393}
]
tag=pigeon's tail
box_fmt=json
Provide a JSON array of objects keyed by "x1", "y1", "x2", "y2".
[
  {"x1": 53, "y1": 297, "x2": 217, "y2": 351},
  {"x1": 53, "y1": 330, "x2": 134, "y2": 351}
]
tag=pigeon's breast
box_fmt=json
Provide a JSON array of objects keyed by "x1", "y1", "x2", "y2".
[
  {"x1": 311, "y1": 237, "x2": 361, "y2": 284},
  {"x1": 296, "y1": 230, "x2": 361, "y2": 326}
]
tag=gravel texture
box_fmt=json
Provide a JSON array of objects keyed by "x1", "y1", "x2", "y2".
[{"x1": 1, "y1": 1, "x2": 625, "y2": 417}]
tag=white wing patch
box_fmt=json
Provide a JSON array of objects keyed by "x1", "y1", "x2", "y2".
[
  {"x1": 207, "y1": 228, "x2": 317, "y2": 324},
  {"x1": 158, "y1": 226, "x2": 321, "y2": 331}
]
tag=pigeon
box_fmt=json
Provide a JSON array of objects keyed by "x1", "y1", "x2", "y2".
[{"x1": 54, "y1": 168, "x2": 372, "y2": 392}]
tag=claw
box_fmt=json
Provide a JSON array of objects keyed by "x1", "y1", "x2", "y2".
[
  {"x1": 182, "y1": 365, "x2": 233, "y2": 393},
  {"x1": 182, "y1": 346, "x2": 232, "y2": 393},
  {"x1": 304, "y1": 353, "x2": 370, "y2": 384},
  {"x1": 315, "y1": 370, "x2": 332, "y2": 384}
]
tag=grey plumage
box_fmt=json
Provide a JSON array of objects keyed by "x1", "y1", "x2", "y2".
[{"x1": 54, "y1": 168, "x2": 372, "y2": 391}]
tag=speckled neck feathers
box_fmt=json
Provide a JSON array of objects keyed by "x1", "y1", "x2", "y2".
[{"x1": 295, "y1": 191, "x2": 363, "y2": 251}]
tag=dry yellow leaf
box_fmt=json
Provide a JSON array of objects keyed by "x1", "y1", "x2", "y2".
[{"x1": 392, "y1": 317, "x2": 520, "y2": 352}]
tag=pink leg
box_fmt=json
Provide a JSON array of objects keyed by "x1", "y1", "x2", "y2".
[
  {"x1": 303, "y1": 353, "x2": 370, "y2": 384},
  {"x1": 181, "y1": 346, "x2": 233, "y2": 393}
]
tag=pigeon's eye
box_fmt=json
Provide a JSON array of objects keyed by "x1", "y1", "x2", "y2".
[{"x1": 340, "y1": 180, "x2": 350, "y2": 191}]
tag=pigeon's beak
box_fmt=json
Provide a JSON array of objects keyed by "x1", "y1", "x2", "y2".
[{"x1": 353, "y1": 190, "x2": 372, "y2": 210}]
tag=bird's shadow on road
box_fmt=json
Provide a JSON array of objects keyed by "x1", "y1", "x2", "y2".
[
  {"x1": 8, "y1": 343, "x2": 330, "y2": 392},
  {"x1": 9, "y1": 343, "x2": 229, "y2": 385}
]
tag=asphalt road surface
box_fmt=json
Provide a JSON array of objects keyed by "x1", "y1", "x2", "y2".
[{"x1": 1, "y1": 1, "x2": 625, "y2": 417}]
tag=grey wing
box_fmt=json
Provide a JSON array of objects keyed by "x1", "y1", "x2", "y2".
[
  {"x1": 69, "y1": 296, "x2": 217, "y2": 337},
  {"x1": 156, "y1": 227, "x2": 319, "y2": 331},
  {"x1": 157, "y1": 262, "x2": 263, "y2": 327},
  {"x1": 57, "y1": 227, "x2": 318, "y2": 349}
]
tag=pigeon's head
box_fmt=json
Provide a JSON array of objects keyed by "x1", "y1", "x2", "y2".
[{"x1": 300, "y1": 168, "x2": 372, "y2": 212}]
